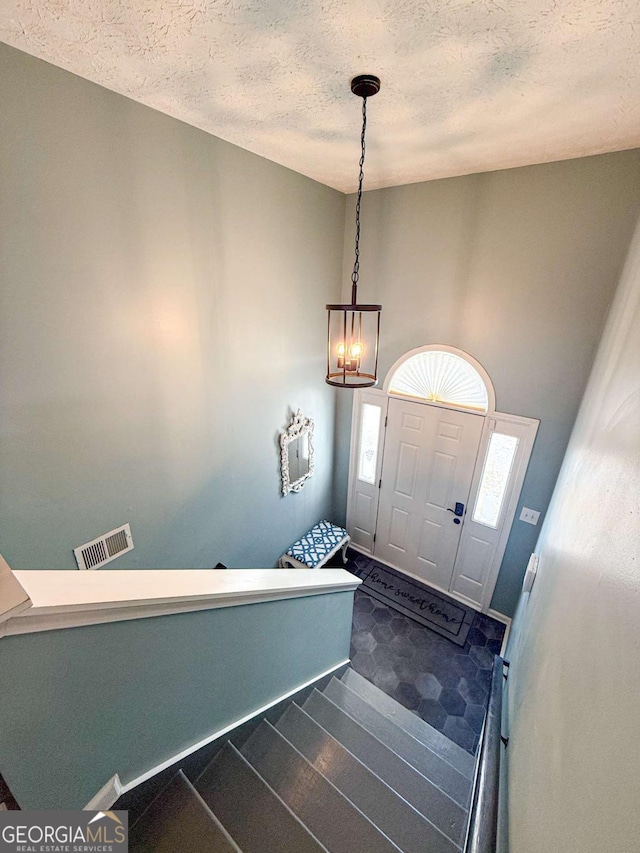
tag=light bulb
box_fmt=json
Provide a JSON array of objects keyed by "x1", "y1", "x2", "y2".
[
  {"x1": 336, "y1": 343, "x2": 346, "y2": 357},
  {"x1": 349, "y1": 342, "x2": 364, "y2": 359}
]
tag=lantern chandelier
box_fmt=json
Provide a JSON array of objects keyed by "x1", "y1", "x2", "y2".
[{"x1": 326, "y1": 74, "x2": 382, "y2": 388}]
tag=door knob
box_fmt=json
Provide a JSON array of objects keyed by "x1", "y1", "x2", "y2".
[{"x1": 447, "y1": 502, "x2": 465, "y2": 517}]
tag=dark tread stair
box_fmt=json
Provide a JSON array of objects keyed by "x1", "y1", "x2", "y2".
[
  {"x1": 302, "y1": 688, "x2": 468, "y2": 846},
  {"x1": 241, "y1": 719, "x2": 402, "y2": 853},
  {"x1": 276, "y1": 701, "x2": 461, "y2": 853},
  {"x1": 196, "y1": 742, "x2": 328, "y2": 853},
  {"x1": 128, "y1": 666, "x2": 477, "y2": 851},
  {"x1": 129, "y1": 770, "x2": 241, "y2": 853},
  {"x1": 324, "y1": 677, "x2": 472, "y2": 807},
  {"x1": 341, "y1": 667, "x2": 476, "y2": 779}
]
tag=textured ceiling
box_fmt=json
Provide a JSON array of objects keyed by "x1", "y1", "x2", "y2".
[{"x1": 1, "y1": 1, "x2": 639, "y2": 192}]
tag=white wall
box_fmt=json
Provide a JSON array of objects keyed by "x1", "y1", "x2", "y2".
[{"x1": 505, "y1": 214, "x2": 640, "y2": 852}]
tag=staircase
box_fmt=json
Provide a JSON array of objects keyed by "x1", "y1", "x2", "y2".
[{"x1": 130, "y1": 668, "x2": 477, "y2": 852}]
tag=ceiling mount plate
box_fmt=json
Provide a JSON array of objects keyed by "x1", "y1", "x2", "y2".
[{"x1": 350, "y1": 75, "x2": 381, "y2": 98}]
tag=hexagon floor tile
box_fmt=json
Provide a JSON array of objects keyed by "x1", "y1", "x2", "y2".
[{"x1": 341, "y1": 557, "x2": 507, "y2": 755}]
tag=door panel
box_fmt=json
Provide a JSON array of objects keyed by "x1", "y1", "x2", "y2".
[
  {"x1": 402, "y1": 412, "x2": 423, "y2": 431},
  {"x1": 449, "y1": 415, "x2": 539, "y2": 608},
  {"x1": 427, "y1": 451, "x2": 456, "y2": 508},
  {"x1": 389, "y1": 507, "x2": 411, "y2": 551},
  {"x1": 438, "y1": 421, "x2": 462, "y2": 441},
  {"x1": 346, "y1": 391, "x2": 388, "y2": 554},
  {"x1": 395, "y1": 443, "x2": 420, "y2": 497},
  {"x1": 417, "y1": 518, "x2": 442, "y2": 566},
  {"x1": 354, "y1": 492, "x2": 374, "y2": 532},
  {"x1": 450, "y1": 533, "x2": 493, "y2": 602},
  {"x1": 375, "y1": 398, "x2": 483, "y2": 592}
]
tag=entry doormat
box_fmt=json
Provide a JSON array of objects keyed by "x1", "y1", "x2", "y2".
[{"x1": 352, "y1": 556, "x2": 475, "y2": 647}]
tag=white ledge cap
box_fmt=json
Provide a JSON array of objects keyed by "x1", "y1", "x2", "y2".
[{"x1": 1, "y1": 568, "x2": 361, "y2": 638}]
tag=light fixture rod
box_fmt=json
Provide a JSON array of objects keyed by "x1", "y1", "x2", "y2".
[
  {"x1": 324, "y1": 75, "x2": 381, "y2": 389},
  {"x1": 348, "y1": 75, "x2": 379, "y2": 305},
  {"x1": 351, "y1": 94, "x2": 368, "y2": 305}
]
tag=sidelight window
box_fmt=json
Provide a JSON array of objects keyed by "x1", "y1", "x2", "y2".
[
  {"x1": 357, "y1": 403, "x2": 382, "y2": 484},
  {"x1": 472, "y1": 432, "x2": 520, "y2": 528}
]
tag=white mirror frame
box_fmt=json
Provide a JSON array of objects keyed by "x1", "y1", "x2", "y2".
[{"x1": 280, "y1": 410, "x2": 315, "y2": 496}]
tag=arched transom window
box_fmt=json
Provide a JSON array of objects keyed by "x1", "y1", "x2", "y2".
[{"x1": 386, "y1": 348, "x2": 491, "y2": 413}]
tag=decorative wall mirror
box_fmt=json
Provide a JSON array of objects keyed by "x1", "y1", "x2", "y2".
[{"x1": 280, "y1": 410, "x2": 315, "y2": 495}]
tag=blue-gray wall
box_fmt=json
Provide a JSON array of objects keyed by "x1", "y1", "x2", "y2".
[
  {"x1": 3, "y1": 42, "x2": 640, "y2": 617},
  {"x1": 334, "y1": 151, "x2": 640, "y2": 616},
  {"x1": 0, "y1": 590, "x2": 355, "y2": 809},
  {"x1": 0, "y1": 43, "x2": 345, "y2": 570}
]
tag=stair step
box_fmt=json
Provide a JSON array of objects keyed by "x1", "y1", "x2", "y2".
[
  {"x1": 129, "y1": 771, "x2": 241, "y2": 853},
  {"x1": 276, "y1": 702, "x2": 460, "y2": 853},
  {"x1": 324, "y1": 678, "x2": 472, "y2": 807},
  {"x1": 241, "y1": 720, "x2": 401, "y2": 853},
  {"x1": 342, "y1": 668, "x2": 476, "y2": 779},
  {"x1": 303, "y1": 689, "x2": 467, "y2": 846},
  {"x1": 195, "y1": 742, "x2": 327, "y2": 853}
]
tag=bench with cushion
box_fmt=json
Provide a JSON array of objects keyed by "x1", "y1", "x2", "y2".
[{"x1": 279, "y1": 521, "x2": 350, "y2": 569}]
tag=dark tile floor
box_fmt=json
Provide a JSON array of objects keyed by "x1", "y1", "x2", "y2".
[{"x1": 348, "y1": 573, "x2": 506, "y2": 755}]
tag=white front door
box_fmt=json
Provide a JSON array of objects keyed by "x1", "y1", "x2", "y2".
[{"x1": 375, "y1": 398, "x2": 484, "y2": 591}]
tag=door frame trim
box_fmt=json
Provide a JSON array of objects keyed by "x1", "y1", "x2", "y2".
[
  {"x1": 458, "y1": 412, "x2": 539, "y2": 612},
  {"x1": 346, "y1": 388, "x2": 389, "y2": 554},
  {"x1": 346, "y1": 389, "x2": 539, "y2": 614}
]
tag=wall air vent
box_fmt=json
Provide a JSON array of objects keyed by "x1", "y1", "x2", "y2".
[{"x1": 73, "y1": 523, "x2": 134, "y2": 570}]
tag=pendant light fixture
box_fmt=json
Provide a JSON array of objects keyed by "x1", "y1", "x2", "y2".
[{"x1": 326, "y1": 74, "x2": 382, "y2": 388}]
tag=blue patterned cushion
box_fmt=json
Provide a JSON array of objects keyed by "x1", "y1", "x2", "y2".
[{"x1": 286, "y1": 520, "x2": 348, "y2": 568}]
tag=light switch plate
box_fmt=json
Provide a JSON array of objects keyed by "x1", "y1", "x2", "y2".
[
  {"x1": 519, "y1": 507, "x2": 540, "y2": 525},
  {"x1": 523, "y1": 553, "x2": 539, "y2": 592}
]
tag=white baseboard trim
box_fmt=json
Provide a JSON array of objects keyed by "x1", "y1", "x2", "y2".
[
  {"x1": 488, "y1": 609, "x2": 512, "y2": 657},
  {"x1": 84, "y1": 774, "x2": 123, "y2": 811},
  {"x1": 84, "y1": 657, "x2": 350, "y2": 810}
]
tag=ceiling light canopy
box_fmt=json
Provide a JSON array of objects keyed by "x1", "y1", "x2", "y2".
[{"x1": 326, "y1": 75, "x2": 382, "y2": 389}]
